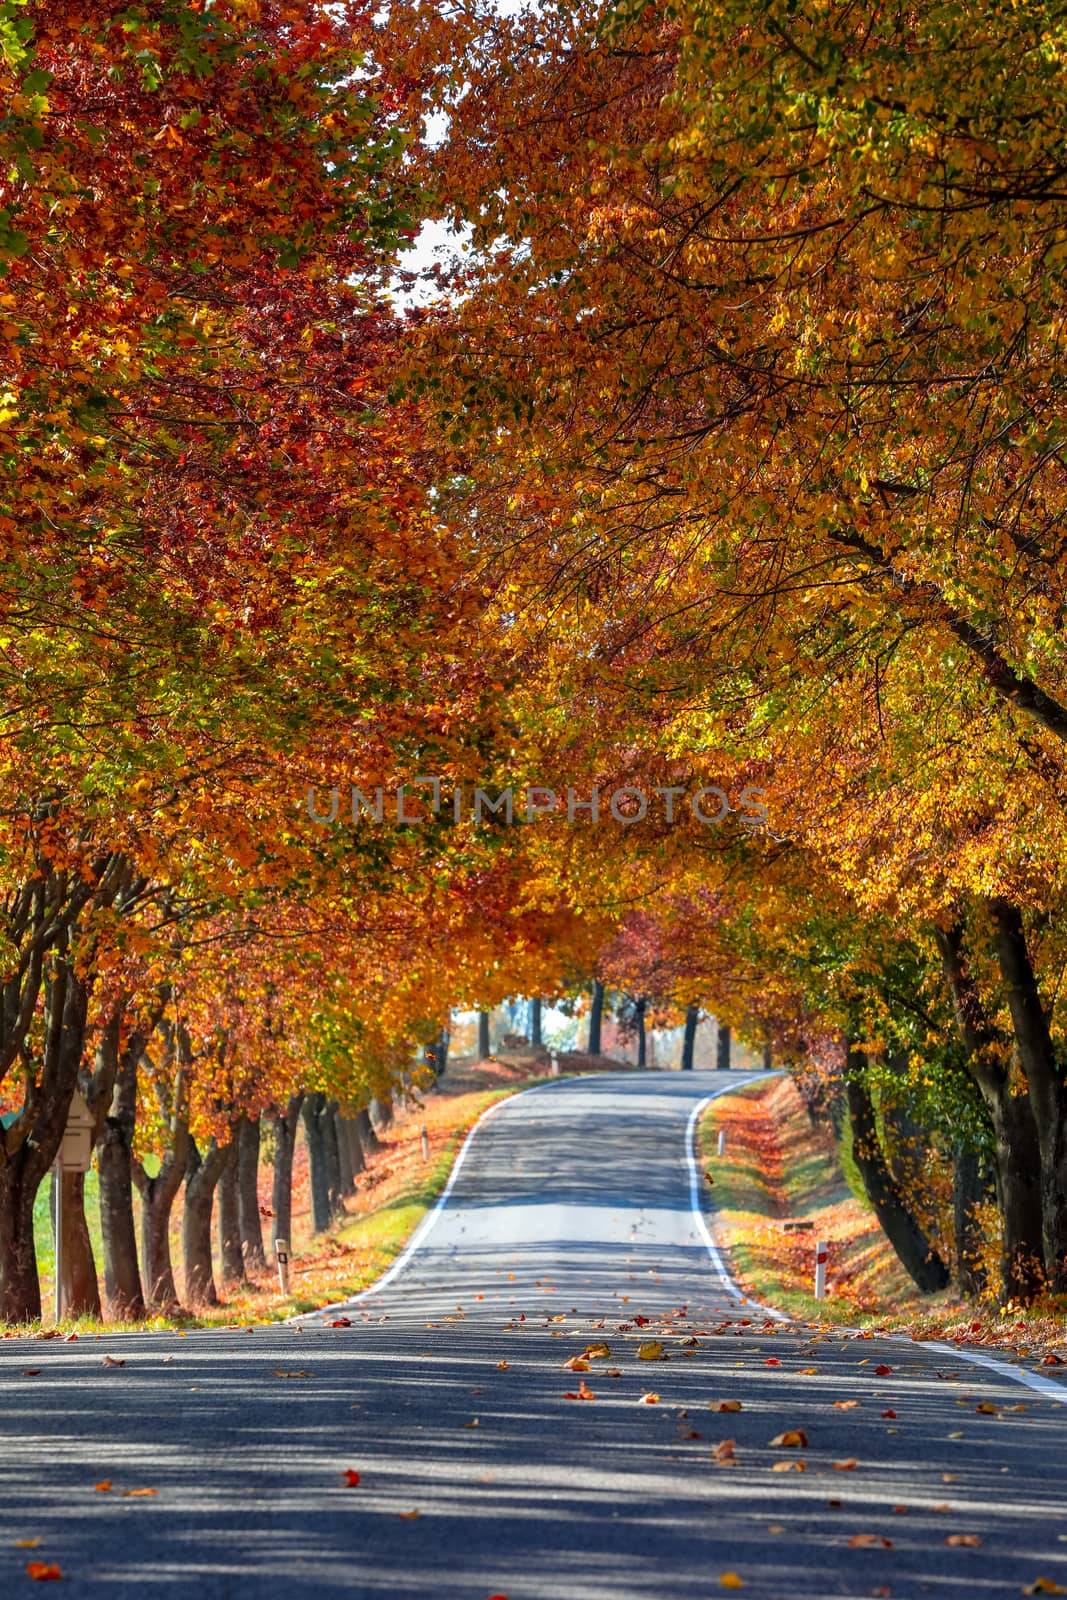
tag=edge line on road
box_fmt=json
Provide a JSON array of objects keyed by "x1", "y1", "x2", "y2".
[
  {"x1": 298, "y1": 1077, "x2": 566, "y2": 1318},
  {"x1": 689, "y1": 1082, "x2": 1067, "y2": 1407}
]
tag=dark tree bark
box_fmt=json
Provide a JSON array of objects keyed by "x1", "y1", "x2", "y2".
[
  {"x1": 477, "y1": 1011, "x2": 491, "y2": 1059},
  {"x1": 132, "y1": 1023, "x2": 190, "y2": 1312},
  {"x1": 436, "y1": 1027, "x2": 450, "y2": 1077},
  {"x1": 0, "y1": 922, "x2": 93, "y2": 1323},
  {"x1": 716, "y1": 1022, "x2": 731, "y2": 1072},
  {"x1": 302, "y1": 1092, "x2": 332, "y2": 1234},
  {"x1": 990, "y1": 898, "x2": 1067, "y2": 1291},
  {"x1": 370, "y1": 1095, "x2": 393, "y2": 1131},
  {"x1": 935, "y1": 919, "x2": 1046, "y2": 1301},
  {"x1": 953, "y1": 1146, "x2": 991, "y2": 1299},
  {"x1": 355, "y1": 1105, "x2": 379, "y2": 1156},
  {"x1": 322, "y1": 1101, "x2": 344, "y2": 1216},
  {"x1": 336, "y1": 1115, "x2": 364, "y2": 1194},
  {"x1": 51, "y1": 1167, "x2": 101, "y2": 1319},
  {"x1": 635, "y1": 998, "x2": 647, "y2": 1068},
  {"x1": 236, "y1": 1114, "x2": 267, "y2": 1274},
  {"x1": 217, "y1": 1143, "x2": 244, "y2": 1286},
  {"x1": 680, "y1": 1004, "x2": 698, "y2": 1071},
  {"x1": 269, "y1": 1093, "x2": 303, "y2": 1251},
  {"x1": 762, "y1": 1039, "x2": 773, "y2": 1072},
  {"x1": 182, "y1": 1138, "x2": 231, "y2": 1307},
  {"x1": 588, "y1": 980, "x2": 605, "y2": 1056},
  {"x1": 846, "y1": 1048, "x2": 951, "y2": 1293},
  {"x1": 530, "y1": 998, "x2": 543, "y2": 1047},
  {"x1": 95, "y1": 1014, "x2": 147, "y2": 1319}
]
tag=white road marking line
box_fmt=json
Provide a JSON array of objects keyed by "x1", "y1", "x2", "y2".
[{"x1": 692, "y1": 1079, "x2": 1067, "y2": 1406}]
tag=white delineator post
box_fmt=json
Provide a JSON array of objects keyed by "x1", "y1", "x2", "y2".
[
  {"x1": 420, "y1": 1126, "x2": 429, "y2": 1163},
  {"x1": 550, "y1": 1051, "x2": 559, "y2": 1077},
  {"x1": 717, "y1": 1128, "x2": 727, "y2": 1157},
  {"x1": 814, "y1": 1238, "x2": 829, "y2": 1300},
  {"x1": 275, "y1": 1237, "x2": 290, "y2": 1297}
]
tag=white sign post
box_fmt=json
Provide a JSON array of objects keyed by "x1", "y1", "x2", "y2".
[
  {"x1": 550, "y1": 1051, "x2": 559, "y2": 1077},
  {"x1": 55, "y1": 1090, "x2": 94, "y2": 1321},
  {"x1": 814, "y1": 1238, "x2": 829, "y2": 1300},
  {"x1": 275, "y1": 1237, "x2": 290, "y2": 1297},
  {"x1": 716, "y1": 1128, "x2": 727, "y2": 1157}
]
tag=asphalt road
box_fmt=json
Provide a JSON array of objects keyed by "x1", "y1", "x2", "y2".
[{"x1": 2, "y1": 1070, "x2": 1067, "y2": 1599}]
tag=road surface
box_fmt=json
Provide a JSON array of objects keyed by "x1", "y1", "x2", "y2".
[{"x1": 1, "y1": 1070, "x2": 1066, "y2": 1597}]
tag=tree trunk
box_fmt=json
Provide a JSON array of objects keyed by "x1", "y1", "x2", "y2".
[
  {"x1": 530, "y1": 997, "x2": 543, "y2": 1047},
  {"x1": 355, "y1": 1105, "x2": 379, "y2": 1156},
  {"x1": 716, "y1": 1022, "x2": 731, "y2": 1072},
  {"x1": 269, "y1": 1093, "x2": 303, "y2": 1251},
  {"x1": 51, "y1": 1168, "x2": 101, "y2": 1319},
  {"x1": 302, "y1": 1093, "x2": 332, "y2": 1234},
  {"x1": 323, "y1": 1101, "x2": 344, "y2": 1216},
  {"x1": 336, "y1": 1115, "x2": 365, "y2": 1194},
  {"x1": 217, "y1": 1143, "x2": 245, "y2": 1286},
  {"x1": 436, "y1": 1027, "x2": 449, "y2": 1077},
  {"x1": 236, "y1": 1115, "x2": 267, "y2": 1275},
  {"x1": 0, "y1": 943, "x2": 92, "y2": 1324},
  {"x1": 137, "y1": 1164, "x2": 185, "y2": 1312},
  {"x1": 935, "y1": 918, "x2": 1046, "y2": 1301},
  {"x1": 588, "y1": 980, "x2": 605, "y2": 1055},
  {"x1": 97, "y1": 1038, "x2": 144, "y2": 1320},
  {"x1": 990, "y1": 898, "x2": 1067, "y2": 1291},
  {"x1": 846, "y1": 1050, "x2": 950, "y2": 1293},
  {"x1": 681, "y1": 1004, "x2": 698, "y2": 1071},
  {"x1": 477, "y1": 1011, "x2": 491, "y2": 1059},
  {"x1": 635, "y1": 998, "x2": 647, "y2": 1068},
  {"x1": 953, "y1": 1145, "x2": 990, "y2": 1299},
  {"x1": 370, "y1": 1095, "x2": 393, "y2": 1132},
  {"x1": 182, "y1": 1138, "x2": 230, "y2": 1308}
]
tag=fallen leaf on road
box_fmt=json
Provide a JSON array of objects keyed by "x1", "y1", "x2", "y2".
[
  {"x1": 874, "y1": 1365, "x2": 893, "y2": 1376},
  {"x1": 398, "y1": 1511, "x2": 420, "y2": 1520},
  {"x1": 562, "y1": 1357, "x2": 591, "y2": 1372},
  {"x1": 711, "y1": 1439, "x2": 736, "y2": 1463},
  {"x1": 101, "y1": 1356, "x2": 125, "y2": 1369},
  {"x1": 639, "y1": 1392, "x2": 660, "y2": 1404},
  {"x1": 496, "y1": 1361, "x2": 509, "y2": 1370},
  {"x1": 343, "y1": 1471, "x2": 361, "y2": 1487},
  {"x1": 1040, "y1": 1354, "x2": 1065, "y2": 1367},
  {"x1": 771, "y1": 1460, "x2": 806, "y2": 1472},
  {"x1": 770, "y1": 1430, "x2": 808, "y2": 1448},
  {"x1": 16, "y1": 1539, "x2": 41, "y2": 1548},
  {"x1": 835, "y1": 1400, "x2": 860, "y2": 1410},
  {"x1": 975, "y1": 1402, "x2": 998, "y2": 1415},
  {"x1": 585, "y1": 1342, "x2": 611, "y2": 1359},
  {"x1": 946, "y1": 1535, "x2": 981, "y2": 1547},
  {"x1": 123, "y1": 1488, "x2": 156, "y2": 1498},
  {"x1": 605, "y1": 1367, "x2": 622, "y2": 1377},
  {"x1": 638, "y1": 1341, "x2": 665, "y2": 1361},
  {"x1": 764, "y1": 1358, "x2": 780, "y2": 1367},
  {"x1": 26, "y1": 1563, "x2": 61, "y2": 1581},
  {"x1": 563, "y1": 1381, "x2": 594, "y2": 1400},
  {"x1": 834, "y1": 1459, "x2": 859, "y2": 1471},
  {"x1": 799, "y1": 1367, "x2": 818, "y2": 1375},
  {"x1": 22, "y1": 1368, "x2": 41, "y2": 1377},
  {"x1": 94, "y1": 1482, "x2": 111, "y2": 1492},
  {"x1": 463, "y1": 1418, "x2": 480, "y2": 1428},
  {"x1": 719, "y1": 1575, "x2": 744, "y2": 1589},
  {"x1": 716, "y1": 1399, "x2": 743, "y2": 1413},
  {"x1": 848, "y1": 1535, "x2": 892, "y2": 1548},
  {"x1": 881, "y1": 1409, "x2": 896, "y2": 1418},
  {"x1": 1024, "y1": 1581, "x2": 1067, "y2": 1595}
]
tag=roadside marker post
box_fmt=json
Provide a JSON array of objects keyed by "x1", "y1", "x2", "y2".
[
  {"x1": 550, "y1": 1052, "x2": 559, "y2": 1077},
  {"x1": 420, "y1": 1126, "x2": 429, "y2": 1163},
  {"x1": 275, "y1": 1237, "x2": 290, "y2": 1297},
  {"x1": 716, "y1": 1128, "x2": 726, "y2": 1157},
  {"x1": 55, "y1": 1090, "x2": 94, "y2": 1323},
  {"x1": 814, "y1": 1239, "x2": 829, "y2": 1300}
]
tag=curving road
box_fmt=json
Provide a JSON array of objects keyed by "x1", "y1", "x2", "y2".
[{"x1": 1, "y1": 1070, "x2": 1066, "y2": 1598}]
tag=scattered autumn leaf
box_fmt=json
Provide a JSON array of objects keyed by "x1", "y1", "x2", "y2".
[
  {"x1": 770, "y1": 1430, "x2": 808, "y2": 1448},
  {"x1": 123, "y1": 1488, "x2": 157, "y2": 1498},
  {"x1": 585, "y1": 1342, "x2": 611, "y2": 1359},
  {"x1": 764, "y1": 1358, "x2": 780, "y2": 1367},
  {"x1": 834, "y1": 1399, "x2": 860, "y2": 1410},
  {"x1": 26, "y1": 1563, "x2": 61, "y2": 1582},
  {"x1": 1024, "y1": 1581, "x2": 1067, "y2": 1595},
  {"x1": 562, "y1": 1356, "x2": 591, "y2": 1372},
  {"x1": 16, "y1": 1539, "x2": 41, "y2": 1549},
  {"x1": 719, "y1": 1575, "x2": 744, "y2": 1589},
  {"x1": 834, "y1": 1459, "x2": 859, "y2": 1471},
  {"x1": 716, "y1": 1399, "x2": 743, "y2": 1413},
  {"x1": 563, "y1": 1380, "x2": 594, "y2": 1400},
  {"x1": 639, "y1": 1392, "x2": 660, "y2": 1404},
  {"x1": 711, "y1": 1439, "x2": 736, "y2": 1463},
  {"x1": 873, "y1": 1365, "x2": 893, "y2": 1376},
  {"x1": 771, "y1": 1460, "x2": 806, "y2": 1473},
  {"x1": 496, "y1": 1361, "x2": 509, "y2": 1371},
  {"x1": 946, "y1": 1535, "x2": 981, "y2": 1547},
  {"x1": 975, "y1": 1402, "x2": 998, "y2": 1415},
  {"x1": 101, "y1": 1356, "x2": 125, "y2": 1369},
  {"x1": 638, "y1": 1341, "x2": 665, "y2": 1361},
  {"x1": 881, "y1": 1409, "x2": 896, "y2": 1418},
  {"x1": 22, "y1": 1368, "x2": 41, "y2": 1377},
  {"x1": 343, "y1": 1470, "x2": 361, "y2": 1487},
  {"x1": 848, "y1": 1534, "x2": 892, "y2": 1548},
  {"x1": 94, "y1": 1482, "x2": 111, "y2": 1493}
]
